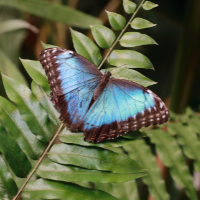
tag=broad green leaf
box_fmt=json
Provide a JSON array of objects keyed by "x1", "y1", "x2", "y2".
[
  {"x1": 0, "y1": 124, "x2": 31, "y2": 178},
  {"x1": 124, "y1": 140, "x2": 170, "y2": 200},
  {"x1": 0, "y1": 0, "x2": 102, "y2": 29},
  {"x1": 0, "y1": 97, "x2": 44, "y2": 160},
  {"x1": 131, "y1": 18, "x2": 156, "y2": 29},
  {"x1": 2, "y1": 74, "x2": 53, "y2": 142},
  {"x1": 0, "y1": 155, "x2": 18, "y2": 199},
  {"x1": 48, "y1": 143, "x2": 145, "y2": 174},
  {"x1": 21, "y1": 59, "x2": 50, "y2": 94},
  {"x1": 91, "y1": 25, "x2": 116, "y2": 49},
  {"x1": 41, "y1": 42, "x2": 59, "y2": 49},
  {"x1": 120, "y1": 32, "x2": 157, "y2": 47},
  {"x1": 23, "y1": 178, "x2": 118, "y2": 200},
  {"x1": 0, "y1": 48, "x2": 27, "y2": 86},
  {"x1": 166, "y1": 123, "x2": 200, "y2": 173},
  {"x1": 70, "y1": 29, "x2": 102, "y2": 66},
  {"x1": 31, "y1": 81, "x2": 60, "y2": 126},
  {"x1": 108, "y1": 50, "x2": 154, "y2": 69},
  {"x1": 59, "y1": 130, "x2": 143, "y2": 148},
  {"x1": 142, "y1": 1, "x2": 158, "y2": 10},
  {"x1": 123, "y1": 0, "x2": 137, "y2": 14},
  {"x1": 0, "y1": 19, "x2": 38, "y2": 34},
  {"x1": 93, "y1": 180, "x2": 140, "y2": 200},
  {"x1": 37, "y1": 159, "x2": 146, "y2": 183},
  {"x1": 106, "y1": 11, "x2": 126, "y2": 31},
  {"x1": 110, "y1": 67, "x2": 156, "y2": 87},
  {"x1": 148, "y1": 129, "x2": 198, "y2": 200}
]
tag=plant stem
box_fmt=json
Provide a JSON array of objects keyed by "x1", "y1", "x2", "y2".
[
  {"x1": 12, "y1": 123, "x2": 64, "y2": 200},
  {"x1": 98, "y1": 0, "x2": 145, "y2": 70}
]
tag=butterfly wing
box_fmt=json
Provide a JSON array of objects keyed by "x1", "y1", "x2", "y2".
[
  {"x1": 39, "y1": 48, "x2": 102, "y2": 130},
  {"x1": 82, "y1": 78, "x2": 169, "y2": 143}
]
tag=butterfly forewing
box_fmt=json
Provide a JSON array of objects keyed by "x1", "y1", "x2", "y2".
[{"x1": 39, "y1": 48, "x2": 102, "y2": 131}]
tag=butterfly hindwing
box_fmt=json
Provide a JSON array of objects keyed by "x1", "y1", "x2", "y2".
[
  {"x1": 83, "y1": 78, "x2": 169, "y2": 142},
  {"x1": 39, "y1": 48, "x2": 102, "y2": 130}
]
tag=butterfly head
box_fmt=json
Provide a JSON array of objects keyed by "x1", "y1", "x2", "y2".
[{"x1": 104, "y1": 71, "x2": 111, "y2": 77}]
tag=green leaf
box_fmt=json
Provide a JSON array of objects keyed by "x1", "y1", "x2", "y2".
[
  {"x1": 142, "y1": 1, "x2": 158, "y2": 10},
  {"x1": 0, "y1": 19, "x2": 38, "y2": 34},
  {"x1": 70, "y1": 29, "x2": 102, "y2": 66},
  {"x1": 48, "y1": 143, "x2": 145, "y2": 174},
  {"x1": 124, "y1": 140, "x2": 170, "y2": 200},
  {"x1": 2, "y1": 74, "x2": 53, "y2": 142},
  {"x1": 0, "y1": 124, "x2": 31, "y2": 178},
  {"x1": 91, "y1": 25, "x2": 116, "y2": 49},
  {"x1": 131, "y1": 18, "x2": 156, "y2": 29},
  {"x1": 41, "y1": 42, "x2": 59, "y2": 49},
  {"x1": 93, "y1": 180, "x2": 140, "y2": 200},
  {"x1": 110, "y1": 67, "x2": 156, "y2": 87},
  {"x1": 106, "y1": 11, "x2": 126, "y2": 31},
  {"x1": 120, "y1": 32, "x2": 157, "y2": 47},
  {"x1": 20, "y1": 59, "x2": 50, "y2": 94},
  {"x1": 37, "y1": 159, "x2": 146, "y2": 183},
  {"x1": 148, "y1": 129, "x2": 198, "y2": 200},
  {"x1": 123, "y1": 0, "x2": 137, "y2": 14},
  {"x1": 0, "y1": 96, "x2": 44, "y2": 160},
  {"x1": 59, "y1": 130, "x2": 142, "y2": 148},
  {"x1": 0, "y1": 155, "x2": 18, "y2": 199},
  {"x1": 0, "y1": 0, "x2": 102, "y2": 29},
  {"x1": 23, "y1": 178, "x2": 118, "y2": 200},
  {"x1": 0, "y1": 48, "x2": 28, "y2": 86},
  {"x1": 31, "y1": 81, "x2": 60, "y2": 126},
  {"x1": 108, "y1": 50, "x2": 154, "y2": 69},
  {"x1": 188, "y1": 116, "x2": 200, "y2": 134},
  {"x1": 166, "y1": 123, "x2": 200, "y2": 173}
]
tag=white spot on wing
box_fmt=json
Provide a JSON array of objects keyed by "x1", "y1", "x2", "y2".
[
  {"x1": 52, "y1": 49, "x2": 57, "y2": 53},
  {"x1": 157, "y1": 118, "x2": 160, "y2": 121},
  {"x1": 148, "y1": 107, "x2": 151, "y2": 112},
  {"x1": 160, "y1": 102, "x2": 163, "y2": 108},
  {"x1": 53, "y1": 56, "x2": 57, "y2": 59},
  {"x1": 147, "y1": 89, "x2": 153, "y2": 94},
  {"x1": 162, "y1": 115, "x2": 166, "y2": 118},
  {"x1": 43, "y1": 54, "x2": 46, "y2": 58},
  {"x1": 154, "y1": 107, "x2": 157, "y2": 111},
  {"x1": 63, "y1": 50, "x2": 73, "y2": 55}
]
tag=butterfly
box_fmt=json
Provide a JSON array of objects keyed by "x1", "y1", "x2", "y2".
[{"x1": 39, "y1": 48, "x2": 169, "y2": 143}]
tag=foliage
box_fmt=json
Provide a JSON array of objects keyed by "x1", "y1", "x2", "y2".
[{"x1": 0, "y1": 1, "x2": 199, "y2": 200}]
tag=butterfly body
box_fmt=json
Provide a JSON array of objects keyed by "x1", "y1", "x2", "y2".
[
  {"x1": 93, "y1": 71, "x2": 111, "y2": 101},
  {"x1": 40, "y1": 48, "x2": 169, "y2": 143}
]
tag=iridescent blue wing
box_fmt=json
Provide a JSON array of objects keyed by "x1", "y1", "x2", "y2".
[
  {"x1": 39, "y1": 48, "x2": 102, "y2": 130},
  {"x1": 82, "y1": 78, "x2": 169, "y2": 142}
]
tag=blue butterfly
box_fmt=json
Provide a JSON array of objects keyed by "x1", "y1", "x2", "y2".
[{"x1": 40, "y1": 48, "x2": 169, "y2": 143}]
